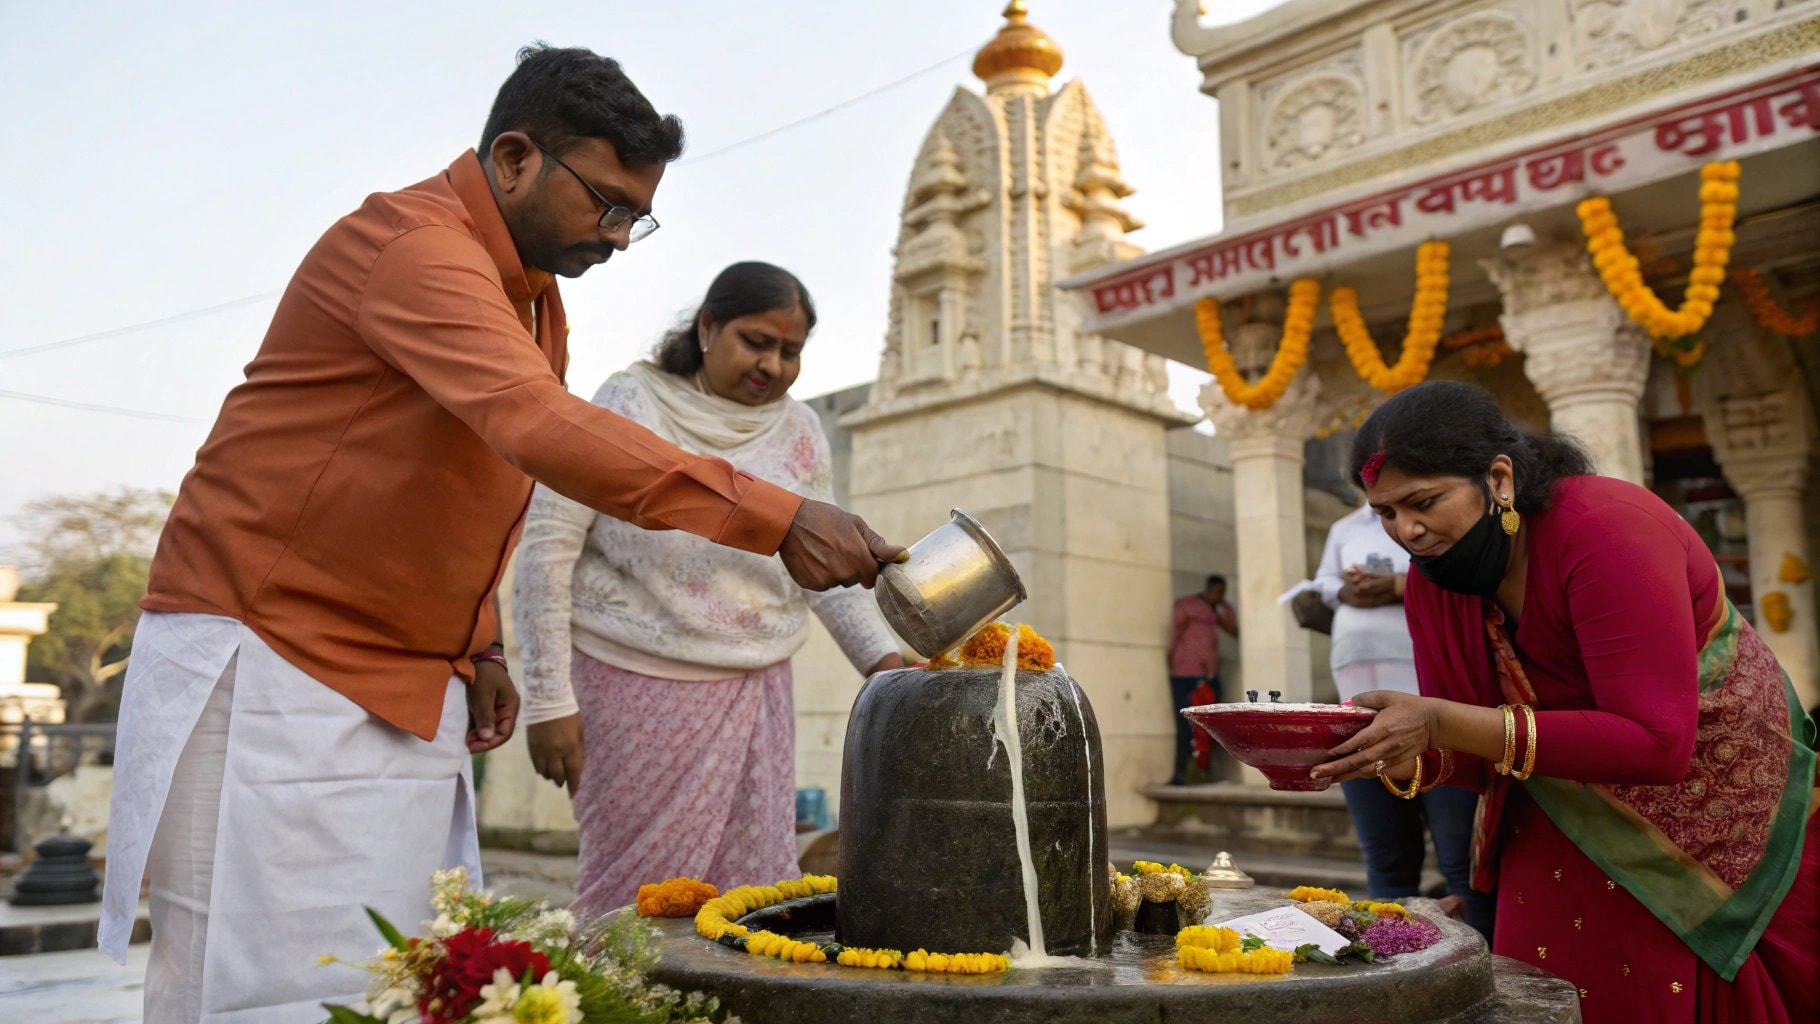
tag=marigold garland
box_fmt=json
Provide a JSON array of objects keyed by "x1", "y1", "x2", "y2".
[
  {"x1": 1332, "y1": 241, "x2": 1451, "y2": 393},
  {"x1": 1732, "y1": 267, "x2": 1820, "y2": 336},
  {"x1": 694, "y1": 875, "x2": 1008, "y2": 975},
  {"x1": 636, "y1": 877, "x2": 719, "y2": 918},
  {"x1": 1578, "y1": 161, "x2": 1740, "y2": 339},
  {"x1": 1194, "y1": 278, "x2": 1321, "y2": 411},
  {"x1": 1286, "y1": 885, "x2": 1350, "y2": 905},
  {"x1": 1175, "y1": 925, "x2": 1295, "y2": 974}
]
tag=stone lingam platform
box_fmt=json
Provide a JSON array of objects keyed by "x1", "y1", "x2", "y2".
[{"x1": 644, "y1": 889, "x2": 1578, "y2": 1024}]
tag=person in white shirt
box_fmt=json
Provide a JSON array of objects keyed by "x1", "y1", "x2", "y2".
[
  {"x1": 512, "y1": 262, "x2": 902, "y2": 920},
  {"x1": 1315, "y1": 500, "x2": 1494, "y2": 938}
]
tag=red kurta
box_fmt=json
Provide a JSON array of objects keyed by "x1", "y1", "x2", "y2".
[{"x1": 1403, "y1": 475, "x2": 1817, "y2": 1024}]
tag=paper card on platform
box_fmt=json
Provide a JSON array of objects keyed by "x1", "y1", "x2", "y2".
[{"x1": 1215, "y1": 907, "x2": 1350, "y2": 955}]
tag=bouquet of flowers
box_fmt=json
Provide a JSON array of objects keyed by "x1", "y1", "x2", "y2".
[{"x1": 321, "y1": 868, "x2": 735, "y2": 1024}]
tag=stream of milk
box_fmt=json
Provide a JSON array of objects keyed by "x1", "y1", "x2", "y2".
[{"x1": 993, "y1": 625, "x2": 1047, "y2": 958}]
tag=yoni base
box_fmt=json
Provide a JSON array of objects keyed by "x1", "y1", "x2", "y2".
[{"x1": 646, "y1": 892, "x2": 1579, "y2": 1024}]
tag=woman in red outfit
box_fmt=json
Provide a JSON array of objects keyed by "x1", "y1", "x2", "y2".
[{"x1": 1313, "y1": 381, "x2": 1816, "y2": 1024}]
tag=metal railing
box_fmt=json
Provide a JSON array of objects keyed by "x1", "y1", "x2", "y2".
[{"x1": 2, "y1": 718, "x2": 117, "y2": 853}]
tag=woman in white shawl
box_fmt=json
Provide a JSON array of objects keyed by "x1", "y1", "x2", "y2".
[{"x1": 513, "y1": 262, "x2": 902, "y2": 918}]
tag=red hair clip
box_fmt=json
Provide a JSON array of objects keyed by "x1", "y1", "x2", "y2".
[{"x1": 1360, "y1": 451, "x2": 1387, "y2": 486}]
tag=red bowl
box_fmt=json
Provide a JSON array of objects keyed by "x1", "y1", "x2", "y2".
[{"x1": 1181, "y1": 703, "x2": 1377, "y2": 791}]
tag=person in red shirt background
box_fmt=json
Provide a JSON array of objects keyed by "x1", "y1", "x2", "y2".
[{"x1": 1168, "y1": 574, "x2": 1238, "y2": 784}]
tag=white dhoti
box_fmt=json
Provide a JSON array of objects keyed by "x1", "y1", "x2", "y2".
[{"x1": 101, "y1": 611, "x2": 481, "y2": 1023}]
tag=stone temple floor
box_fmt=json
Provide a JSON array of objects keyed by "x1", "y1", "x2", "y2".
[{"x1": 0, "y1": 942, "x2": 145, "y2": 1024}]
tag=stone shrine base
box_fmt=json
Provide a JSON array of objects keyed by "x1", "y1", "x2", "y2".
[{"x1": 646, "y1": 892, "x2": 1579, "y2": 1024}]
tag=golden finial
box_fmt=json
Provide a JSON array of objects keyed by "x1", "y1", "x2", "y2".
[{"x1": 973, "y1": 0, "x2": 1063, "y2": 90}]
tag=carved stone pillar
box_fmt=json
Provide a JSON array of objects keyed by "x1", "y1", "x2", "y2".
[
  {"x1": 1485, "y1": 244, "x2": 1652, "y2": 483},
  {"x1": 1202, "y1": 371, "x2": 1321, "y2": 705},
  {"x1": 1704, "y1": 383, "x2": 1819, "y2": 708}
]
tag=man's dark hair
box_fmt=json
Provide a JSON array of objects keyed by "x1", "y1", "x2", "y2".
[
  {"x1": 1205, "y1": 575, "x2": 1227, "y2": 591},
  {"x1": 480, "y1": 45, "x2": 686, "y2": 165}
]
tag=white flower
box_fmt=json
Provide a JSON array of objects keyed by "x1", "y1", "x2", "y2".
[
  {"x1": 470, "y1": 967, "x2": 521, "y2": 1023},
  {"x1": 427, "y1": 912, "x2": 462, "y2": 939},
  {"x1": 361, "y1": 983, "x2": 421, "y2": 1024},
  {"x1": 430, "y1": 867, "x2": 471, "y2": 913},
  {"x1": 506, "y1": 907, "x2": 578, "y2": 950}
]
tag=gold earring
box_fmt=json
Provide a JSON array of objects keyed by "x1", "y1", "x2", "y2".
[{"x1": 1496, "y1": 493, "x2": 1520, "y2": 536}]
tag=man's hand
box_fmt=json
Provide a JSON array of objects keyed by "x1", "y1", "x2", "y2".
[
  {"x1": 528, "y1": 714, "x2": 585, "y2": 796},
  {"x1": 1340, "y1": 571, "x2": 1400, "y2": 608},
  {"x1": 467, "y1": 659, "x2": 520, "y2": 754},
  {"x1": 779, "y1": 498, "x2": 906, "y2": 591}
]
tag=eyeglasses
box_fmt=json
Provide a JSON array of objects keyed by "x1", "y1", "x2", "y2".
[{"x1": 532, "y1": 141, "x2": 660, "y2": 243}]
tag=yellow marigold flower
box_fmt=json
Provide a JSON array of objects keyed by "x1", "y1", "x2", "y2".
[
  {"x1": 928, "y1": 951, "x2": 950, "y2": 972},
  {"x1": 905, "y1": 950, "x2": 928, "y2": 972},
  {"x1": 1358, "y1": 901, "x2": 1409, "y2": 919},
  {"x1": 1287, "y1": 886, "x2": 1350, "y2": 905},
  {"x1": 1176, "y1": 925, "x2": 1243, "y2": 952}
]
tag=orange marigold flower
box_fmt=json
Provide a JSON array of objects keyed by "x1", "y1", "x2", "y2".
[
  {"x1": 637, "y1": 877, "x2": 719, "y2": 918},
  {"x1": 925, "y1": 623, "x2": 1058, "y2": 671}
]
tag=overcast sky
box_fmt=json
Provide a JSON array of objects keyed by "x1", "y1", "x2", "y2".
[{"x1": 0, "y1": 0, "x2": 1286, "y2": 558}]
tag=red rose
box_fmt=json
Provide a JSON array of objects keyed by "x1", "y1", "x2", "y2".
[{"x1": 418, "y1": 927, "x2": 551, "y2": 1023}]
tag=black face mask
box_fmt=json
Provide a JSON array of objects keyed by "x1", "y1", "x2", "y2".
[{"x1": 1409, "y1": 499, "x2": 1510, "y2": 597}]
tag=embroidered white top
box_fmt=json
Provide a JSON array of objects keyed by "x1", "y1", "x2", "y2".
[{"x1": 512, "y1": 363, "x2": 899, "y2": 725}]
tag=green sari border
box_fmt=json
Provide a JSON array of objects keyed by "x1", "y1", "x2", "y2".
[{"x1": 1525, "y1": 666, "x2": 1815, "y2": 981}]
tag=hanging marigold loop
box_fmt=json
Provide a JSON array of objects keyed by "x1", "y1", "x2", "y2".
[
  {"x1": 1577, "y1": 160, "x2": 1739, "y2": 340},
  {"x1": 1195, "y1": 278, "x2": 1320, "y2": 411},
  {"x1": 1731, "y1": 267, "x2": 1819, "y2": 337},
  {"x1": 1332, "y1": 241, "x2": 1451, "y2": 393}
]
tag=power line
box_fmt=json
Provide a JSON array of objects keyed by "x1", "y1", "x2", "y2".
[
  {"x1": 0, "y1": 388, "x2": 209, "y2": 424},
  {"x1": 676, "y1": 45, "x2": 976, "y2": 166},
  {"x1": 0, "y1": 289, "x2": 282, "y2": 360},
  {"x1": 0, "y1": 44, "x2": 976, "y2": 370}
]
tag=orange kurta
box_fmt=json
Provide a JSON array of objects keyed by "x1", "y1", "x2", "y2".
[{"x1": 142, "y1": 151, "x2": 803, "y2": 740}]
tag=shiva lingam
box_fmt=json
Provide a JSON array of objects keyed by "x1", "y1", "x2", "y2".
[{"x1": 1180, "y1": 692, "x2": 1377, "y2": 792}]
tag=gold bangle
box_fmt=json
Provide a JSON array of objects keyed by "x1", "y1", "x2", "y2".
[
  {"x1": 1380, "y1": 754, "x2": 1423, "y2": 800},
  {"x1": 1512, "y1": 705, "x2": 1537, "y2": 781},
  {"x1": 1498, "y1": 704, "x2": 1515, "y2": 776}
]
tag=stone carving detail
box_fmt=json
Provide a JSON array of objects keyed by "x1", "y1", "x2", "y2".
[
  {"x1": 1201, "y1": 371, "x2": 1324, "y2": 442},
  {"x1": 1410, "y1": 10, "x2": 1539, "y2": 125},
  {"x1": 1514, "y1": 311, "x2": 1653, "y2": 404},
  {"x1": 1480, "y1": 244, "x2": 1611, "y2": 317},
  {"x1": 868, "y1": 72, "x2": 1175, "y2": 416},
  {"x1": 1483, "y1": 244, "x2": 1650, "y2": 403},
  {"x1": 1264, "y1": 74, "x2": 1367, "y2": 170},
  {"x1": 1570, "y1": 0, "x2": 1729, "y2": 71}
]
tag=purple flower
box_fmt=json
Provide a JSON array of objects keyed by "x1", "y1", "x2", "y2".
[{"x1": 1361, "y1": 917, "x2": 1440, "y2": 957}]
